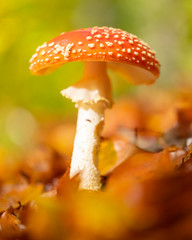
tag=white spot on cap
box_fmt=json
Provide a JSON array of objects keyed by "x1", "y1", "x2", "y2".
[
  {"x1": 36, "y1": 46, "x2": 41, "y2": 52},
  {"x1": 29, "y1": 53, "x2": 37, "y2": 63},
  {"x1": 88, "y1": 43, "x2": 95, "y2": 48},
  {"x1": 41, "y1": 50, "x2": 46, "y2": 56},
  {"x1": 118, "y1": 41, "x2": 124, "y2": 45},
  {"x1": 140, "y1": 40, "x2": 149, "y2": 48},
  {"x1": 108, "y1": 51, "x2": 113, "y2": 55},
  {"x1": 48, "y1": 42, "x2": 55, "y2": 47},
  {"x1": 53, "y1": 50, "x2": 59, "y2": 54},
  {"x1": 78, "y1": 42, "x2": 83, "y2": 45},
  {"x1": 95, "y1": 34, "x2": 102, "y2": 38},
  {"x1": 127, "y1": 48, "x2": 131, "y2": 53},
  {"x1": 105, "y1": 42, "x2": 113, "y2": 47},
  {"x1": 134, "y1": 52, "x2": 138, "y2": 55},
  {"x1": 147, "y1": 53, "x2": 152, "y2": 57},
  {"x1": 72, "y1": 50, "x2": 76, "y2": 53},
  {"x1": 59, "y1": 43, "x2": 74, "y2": 59},
  {"x1": 122, "y1": 48, "x2": 126, "y2": 52},
  {"x1": 117, "y1": 53, "x2": 122, "y2": 57},
  {"x1": 142, "y1": 51, "x2": 146, "y2": 54},
  {"x1": 114, "y1": 35, "x2": 119, "y2": 38},
  {"x1": 141, "y1": 57, "x2": 146, "y2": 61},
  {"x1": 54, "y1": 44, "x2": 61, "y2": 49},
  {"x1": 86, "y1": 36, "x2": 92, "y2": 40},
  {"x1": 105, "y1": 34, "x2": 110, "y2": 39},
  {"x1": 41, "y1": 42, "x2": 47, "y2": 48},
  {"x1": 100, "y1": 43, "x2": 104, "y2": 48},
  {"x1": 155, "y1": 63, "x2": 159, "y2": 67},
  {"x1": 91, "y1": 28, "x2": 98, "y2": 34},
  {"x1": 129, "y1": 40, "x2": 134, "y2": 44}
]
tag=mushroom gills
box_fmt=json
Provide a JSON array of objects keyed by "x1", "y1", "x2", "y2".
[{"x1": 108, "y1": 62, "x2": 157, "y2": 85}]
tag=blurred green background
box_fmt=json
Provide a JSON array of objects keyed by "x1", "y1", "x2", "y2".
[{"x1": 0, "y1": 0, "x2": 192, "y2": 150}]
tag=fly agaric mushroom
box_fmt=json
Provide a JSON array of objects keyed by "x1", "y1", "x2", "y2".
[{"x1": 29, "y1": 26, "x2": 160, "y2": 190}]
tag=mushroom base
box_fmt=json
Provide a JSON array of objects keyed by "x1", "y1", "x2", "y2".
[{"x1": 70, "y1": 102, "x2": 105, "y2": 190}]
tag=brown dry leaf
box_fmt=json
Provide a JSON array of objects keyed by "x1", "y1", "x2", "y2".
[
  {"x1": 0, "y1": 154, "x2": 22, "y2": 184},
  {"x1": 106, "y1": 150, "x2": 174, "y2": 202},
  {"x1": 98, "y1": 135, "x2": 138, "y2": 176},
  {"x1": 136, "y1": 89, "x2": 177, "y2": 133},
  {"x1": 176, "y1": 104, "x2": 192, "y2": 137},
  {"x1": 163, "y1": 104, "x2": 192, "y2": 148},
  {"x1": 0, "y1": 211, "x2": 25, "y2": 238},
  {"x1": 143, "y1": 107, "x2": 177, "y2": 134},
  {"x1": 103, "y1": 98, "x2": 142, "y2": 137},
  {"x1": 3, "y1": 86, "x2": 192, "y2": 240},
  {"x1": 128, "y1": 168, "x2": 192, "y2": 240},
  {"x1": 118, "y1": 127, "x2": 164, "y2": 152},
  {"x1": 57, "y1": 167, "x2": 79, "y2": 199},
  {"x1": 0, "y1": 183, "x2": 43, "y2": 212},
  {"x1": 20, "y1": 145, "x2": 69, "y2": 183}
]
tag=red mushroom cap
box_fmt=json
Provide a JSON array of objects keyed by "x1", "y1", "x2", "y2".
[{"x1": 29, "y1": 26, "x2": 160, "y2": 84}]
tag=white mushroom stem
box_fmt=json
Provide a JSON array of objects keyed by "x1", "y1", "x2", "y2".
[
  {"x1": 61, "y1": 62, "x2": 112, "y2": 190},
  {"x1": 70, "y1": 103, "x2": 105, "y2": 190}
]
